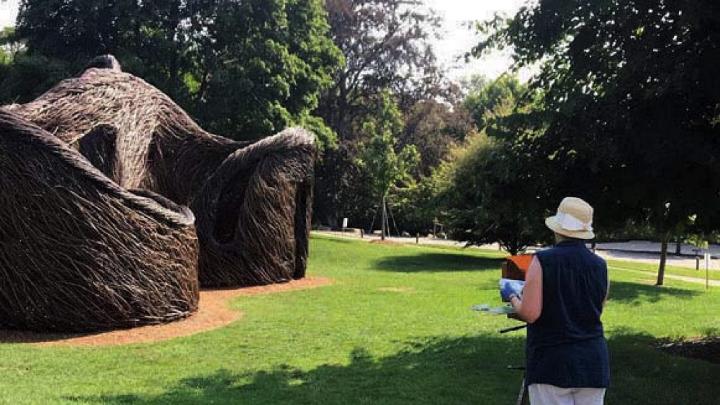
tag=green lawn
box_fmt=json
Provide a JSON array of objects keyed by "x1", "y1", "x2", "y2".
[
  {"x1": 607, "y1": 258, "x2": 720, "y2": 281},
  {"x1": 0, "y1": 235, "x2": 718, "y2": 404}
]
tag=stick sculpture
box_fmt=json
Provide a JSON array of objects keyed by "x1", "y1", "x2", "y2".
[
  {"x1": 0, "y1": 110, "x2": 199, "y2": 332},
  {"x1": 5, "y1": 56, "x2": 316, "y2": 287}
]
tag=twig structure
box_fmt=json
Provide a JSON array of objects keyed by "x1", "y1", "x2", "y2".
[
  {"x1": 4, "y1": 56, "x2": 315, "y2": 287},
  {"x1": 0, "y1": 110, "x2": 199, "y2": 332}
]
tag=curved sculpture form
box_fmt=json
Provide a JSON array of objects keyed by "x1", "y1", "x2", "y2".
[
  {"x1": 0, "y1": 110, "x2": 199, "y2": 332},
  {"x1": 194, "y1": 128, "x2": 315, "y2": 285},
  {"x1": 5, "y1": 61, "x2": 316, "y2": 287}
]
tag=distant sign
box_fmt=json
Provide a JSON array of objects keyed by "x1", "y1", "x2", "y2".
[{"x1": 342, "y1": 218, "x2": 348, "y2": 229}]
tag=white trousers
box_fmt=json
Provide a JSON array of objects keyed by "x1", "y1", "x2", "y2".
[{"x1": 528, "y1": 384, "x2": 606, "y2": 405}]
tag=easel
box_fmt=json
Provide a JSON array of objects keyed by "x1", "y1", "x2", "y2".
[{"x1": 499, "y1": 323, "x2": 528, "y2": 405}]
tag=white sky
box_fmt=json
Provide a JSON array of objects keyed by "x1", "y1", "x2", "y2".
[
  {"x1": 0, "y1": 0, "x2": 529, "y2": 81},
  {"x1": 425, "y1": 0, "x2": 530, "y2": 81},
  {"x1": 0, "y1": 0, "x2": 18, "y2": 29}
]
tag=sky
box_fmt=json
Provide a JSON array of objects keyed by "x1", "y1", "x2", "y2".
[
  {"x1": 425, "y1": 0, "x2": 529, "y2": 81},
  {"x1": 0, "y1": 0, "x2": 528, "y2": 81}
]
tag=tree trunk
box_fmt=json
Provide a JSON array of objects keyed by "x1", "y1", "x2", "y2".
[
  {"x1": 656, "y1": 234, "x2": 669, "y2": 286},
  {"x1": 381, "y1": 194, "x2": 387, "y2": 241}
]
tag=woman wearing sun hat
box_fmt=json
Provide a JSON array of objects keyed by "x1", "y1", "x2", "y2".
[{"x1": 501, "y1": 197, "x2": 610, "y2": 404}]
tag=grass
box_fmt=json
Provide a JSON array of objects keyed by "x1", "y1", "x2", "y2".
[
  {"x1": 0, "y1": 236, "x2": 718, "y2": 404},
  {"x1": 606, "y1": 258, "x2": 720, "y2": 281}
]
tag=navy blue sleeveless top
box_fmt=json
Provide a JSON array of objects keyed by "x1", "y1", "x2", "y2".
[{"x1": 526, "y1": 240, "x2": 610, "y2": 388}]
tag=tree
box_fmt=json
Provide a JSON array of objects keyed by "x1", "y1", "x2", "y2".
[
  {"x1": 442, "y1": 132, "x2": 550, "y2": 255},
  {"x1": 400, "y1": 98, "x2": 474, "y2": 176},
  {"x1": 314, "y1": 0, "x2": 450, "y2": 228},
  {"x1": 313, "y1": 140, "x2": 379, "y2": 228},
  {"x1": 463, "y1": 74, "x2": 525, "y2": 130},
  {"x1": 318, "y1": 0, "x2": 444, "y2": 140},
  {"x1": 9, "y1": 0, "x2": 343, "y2": 146},
  {"x1": 475, "y1": 0, "x2": 720, "y2": 284},
  {"x1": 390, "y1": 158, "x2": 453, "y2": 235},
  {"x1": 357, "y1": 91, "x2": 419, "y2": 239}
]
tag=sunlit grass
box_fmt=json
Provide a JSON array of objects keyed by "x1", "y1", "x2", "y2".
[{"x1": 0, "y1": 237, "x2": 717, "y2": 404}]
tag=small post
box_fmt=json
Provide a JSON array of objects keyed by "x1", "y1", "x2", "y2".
[
  {"x1": 416, "y1": 233, "x2": 419, "y2": 244},
  {"x1": 705, "y1": 252, "x2": 710, "y2": 290},
  {"x1": 360, "y1": 229, "x2": 364, "y2": 239}
]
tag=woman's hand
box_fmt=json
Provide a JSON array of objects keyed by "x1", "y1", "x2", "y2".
[
  {"x1": 510, "y1": 256, "x2": 543, "y2": 324},
  {"x1": 499, "y1": 279, "x2": 524, "y2": 302}
]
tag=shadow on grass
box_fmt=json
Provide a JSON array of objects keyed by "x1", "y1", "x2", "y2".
[
  {"x1": 373, "y1": 252, "x2": 503, "y2": 273},
  {"x1": 69, "y1": 334, "x2": 525, "y2": 404},
  {"x1": 609, "y1": 280, "x2": 700, "y2": 304},
  {"x1": 68, "y1": 330, "x2": 720, "y2": 405}
]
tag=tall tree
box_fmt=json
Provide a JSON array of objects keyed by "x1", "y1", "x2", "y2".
[
  {"x1": 476, "y1": 0, "x2": 720, "y2": 284},
  {"x1": 314, "y1": 0, "x2": 450, "y2": 227},
  {"x1": 9, "y1": 0, "x2": 343, "y2": 145},
  {"x1": 357, "y1": 90, "x2": 419, "y2": 239},
  {"x1": 442, "y1": 130, "x2": 551, "y2": 255},
  {"x1": 318, "y1": 0, "x2": 444, "y2": 140},
  {"x1": 400, "y1": 98, "x2": 474, "y2": 176}
]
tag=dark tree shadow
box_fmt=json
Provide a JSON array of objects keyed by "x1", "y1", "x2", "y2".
[
  {"x1": 373, "y1": 253, "x2": 504, "y2": 273},
  {"x1": 67, "y1": 330, "x2": 720, "y2": 405},
  {"x1": 67, "y1": 334, "x2": 526, "y2": 404},
  {"x1": 608, "y1": 280, "x2": 700, "y2": 304}
]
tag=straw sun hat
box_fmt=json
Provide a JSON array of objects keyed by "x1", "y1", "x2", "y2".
[{"x1": 545, "y1": 197, "x2": 595, "y2": 240}]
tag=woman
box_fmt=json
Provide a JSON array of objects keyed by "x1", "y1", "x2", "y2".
[{"x1": 501, "y1": 197, "x2": 610, "y2": 405}]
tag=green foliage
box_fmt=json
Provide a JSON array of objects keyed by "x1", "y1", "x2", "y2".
[
  {"x1": 400, "y1": 99, "x2": 474, "y2": 175},
  {"x1": 474, "y1": 0, "x2": 720, "y2": 243},
  {"x1": 357, "y1": 91, "x2": 419, "y2": 201},
  {"x1": 685, "y1": 234, "x2": 709, "y2": 251},
  {"x1": 390, "y1": 161, "x2": 453, "y2": 234},
  {"x1": 442, "y1": 132, "x2": 550, "y2": 255},
  {"x1": 0, "y1": 53, "x2": 72, "y2": 103},
  {"x1": 0, "y1": 27, "x2": 16, "y2": 65},
  {"x1": 463, "y1": 74, "x2": 525, "y2": 130},
  {"x1": 9, "y1": 0, "x2": 343, "y2": 147},
  {"x1": 313, "y1": 0, "x2": 456, "y2": 228},
  {"x1": 313, "y1": 142, "x2": 372, "y2": 227},
  {"x1": 318, "y1": 0, "x2": 445, "y2": 140}
]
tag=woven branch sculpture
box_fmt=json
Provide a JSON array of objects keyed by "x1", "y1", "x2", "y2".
[
  {"x1": 0, "y1": 110, "x2": 199, "y2": 332},
  {"x1": 5, "y1": 58, "x2": 316, "y2": 287}
]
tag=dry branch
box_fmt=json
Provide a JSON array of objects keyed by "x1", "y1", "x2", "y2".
[
  {"x1": 4, "y1": 59, "x2": 316, "y2": 287},
  {"x1": 0, "y1": 110, "x2": 199, "y2": 332}
]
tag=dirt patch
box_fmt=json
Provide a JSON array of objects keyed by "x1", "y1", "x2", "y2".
[
  {"x1": 0, "y1": 277, "x2": 332, "y2": 347},
  {"x1": 657, "y1": 337, "x2": 720, "y2": 364},
  {"x1": 369, "y1": 240, "x2": 399, "y2": 245},
  {"x1": 377, "y1": 287, "x2": 415, "y2": 293}
]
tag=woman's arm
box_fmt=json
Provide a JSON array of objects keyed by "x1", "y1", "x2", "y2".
[{"x1": 510, "y1": 256, "x2": 543, "y2": 323}]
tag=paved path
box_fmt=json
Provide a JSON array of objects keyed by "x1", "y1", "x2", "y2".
[
  {"x1": 595, "y1": 240, "x2": 720, "y2": 256},
  {"x1": 595, "y1": 250, "x2": 718, "y2": 270},
  {"x1": 313, "y1": 231, "x2": 719, "y2": 271},
  {"x1": 313, "y1": 230, "x2": 499, "y2": 249}
]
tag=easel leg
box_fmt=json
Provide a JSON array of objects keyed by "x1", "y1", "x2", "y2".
[{"x1": 516, "y1": 375, "x2": 527, "y2": 405}]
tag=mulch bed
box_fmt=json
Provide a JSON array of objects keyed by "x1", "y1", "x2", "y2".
[
  {"x1": 657, "y1": 337, "x2": 720, "y2": 364},
  {"x1": 0, "y1": 277, "x2": 332, "y2": 347}
]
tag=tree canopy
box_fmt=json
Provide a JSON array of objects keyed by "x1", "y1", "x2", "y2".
[
  {"x1": 7, "y1": 0, "x2": 343, "y2": 146},
  {"x1": 474, "y1": 0, "x2": 720, "y2": 283},
  {"x1": 463, "y1": 74, "x2": 525, "y2": 130},
  {"x1": 313, "y1": 0, "x2": 457, "y2": 229}
]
